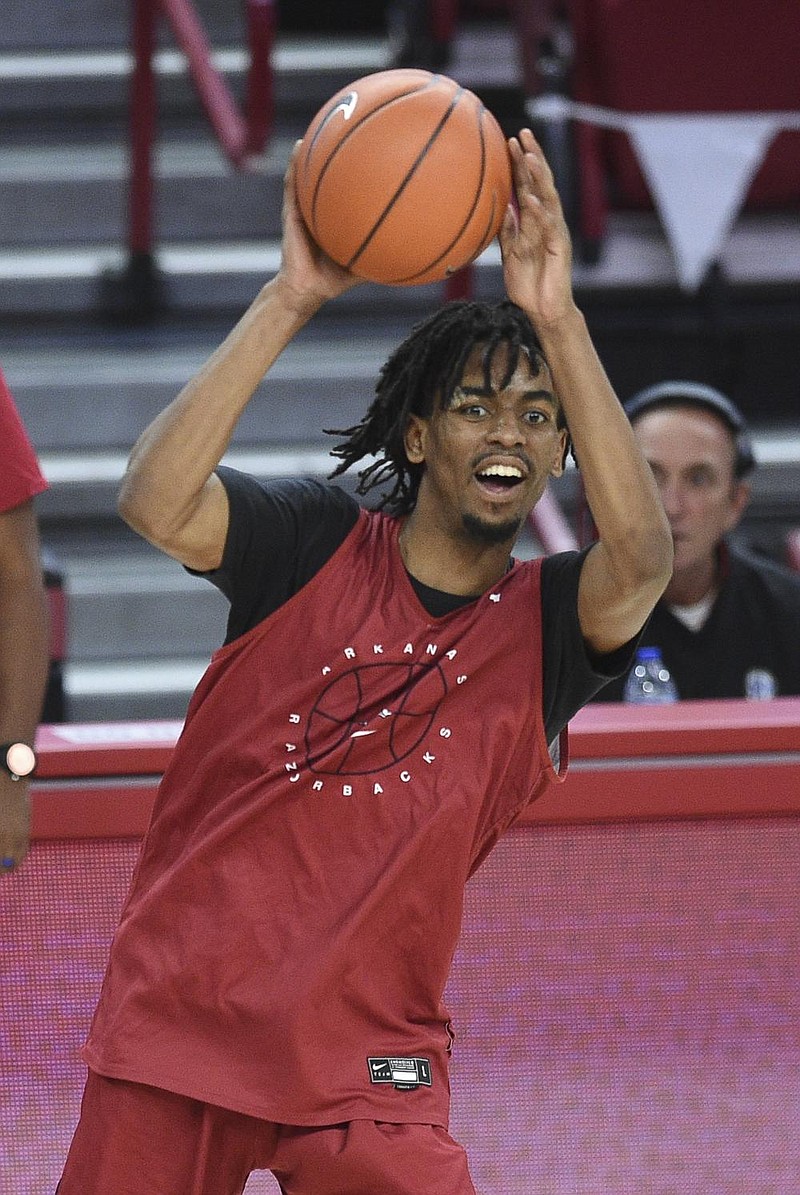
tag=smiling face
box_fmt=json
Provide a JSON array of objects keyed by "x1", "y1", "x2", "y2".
[{"x1": 404, "y1": 342, "x2": 568, "y2": 547}]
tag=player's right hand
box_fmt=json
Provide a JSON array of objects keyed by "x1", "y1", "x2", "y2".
[{"x1": 278, "y1": 141, "x2": 363, "y2": 310}]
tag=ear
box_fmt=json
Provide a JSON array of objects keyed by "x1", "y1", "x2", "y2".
[
  {"x1": 548, "y1": 428, "x2": 569, "y2": 479},
  {"x1": 404, "y1": 414, "x2": 428, "y2": 464},
  {"x1": 724, "y1": 479, "x2": 751, "y2": 531}
]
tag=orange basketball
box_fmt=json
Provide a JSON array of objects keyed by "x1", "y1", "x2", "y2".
[{"x1": 295, "y1": 69, "x2": 512, "y2": 286}]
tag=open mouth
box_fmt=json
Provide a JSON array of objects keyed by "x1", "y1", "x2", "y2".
[{"x1": 474, "y1": 463, "x2": 525, "y2": 496}]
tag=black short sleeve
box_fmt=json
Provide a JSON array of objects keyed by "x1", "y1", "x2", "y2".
[
  {"x1": 202, "y1": 468, "x2": 360, "y2": 643},
  {"x1": 540, "y1": 548, "x2": 639, "y2": 742}
]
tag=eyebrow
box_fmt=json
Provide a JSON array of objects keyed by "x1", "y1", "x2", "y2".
[
  {"x1": 453, "y1": 385, "x2": 557, "y2": 405},
  {"x1": 648, "y1": 457, "x2": 723, "y2": 476}
]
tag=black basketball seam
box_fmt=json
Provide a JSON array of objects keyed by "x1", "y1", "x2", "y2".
[
  {"x1": 470, "y1": 110, "x2": 503, "y2": 257},
  {"x1": 394, "y1": 103, "x2": 495, "y2": 284},
  {"x1": 308, "y1": 85, "x2": 433, "y2": 237},
  {"x1": 304, "y1": 667, "x2": 362, "y2": 768},
  {"x1": 305, "y1": 75, "x2": 440, "y2": 239},
  {"x1": 388, "y1": 708, "x2": 438, "y2": 763},
  {"x1": 304, "y1": 660, "x2": 447, "y2": 776},
  {"x1": 346, "y1": 85, "x2": 468, "y2": 271},
  {"x1": 305, "y1": 716, "x2": 359, "y2": 769}
]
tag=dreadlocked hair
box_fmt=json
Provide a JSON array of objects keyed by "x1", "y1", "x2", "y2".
[{"x1": 326, "y1": 299, "x2": 569, "y2": 515}]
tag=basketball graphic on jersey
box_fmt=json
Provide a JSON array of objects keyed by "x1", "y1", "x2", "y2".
[{"x1": 305, "y1": 660, "x2": 448, "y2": 775}]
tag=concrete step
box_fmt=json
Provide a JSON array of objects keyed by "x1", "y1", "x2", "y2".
[
  {"x1": 48, "y1": 534, "x2": 224, "y2": 721},
  {"x1": 63, "y1": 656, "x2": 207, "y2": 723},
  {"x1": 0, "y1": 8, "x2": 521, "y2": 96},
  {"x1": 0, "y1": 0, "x2": 273, "y2": 51},
  {"x1": 0, "y1": 22, "x2": 519, "y2": 125},
  {"x1": 2, "y1": 24, "x2": 798, "y2": 323},
  {"x1": 1, "y1": 0, "x2": 386, "y2": 60},
  {"x1": 0, "y1": 23, "x2": 522, "y2": 258},
  {"x1": 0, "y1": 238, "x2": 512, "y2": 321},
  {"x1": 64, "y1": 551, "x2": 228, "y2": 661},
  {"x1": 2, "y1": 327, "x2": 397, "y2": 451},
  {"x1": 3, "y1": 207, "x2": 800, "y2": 321},
  {"x1": 0, "y1": 138, "x2": 291, "y2": 247},
  {"x1": 0, "y1": 34, "x2": 393, "y2": 120},
  {"x1": 33, "y1": 444, "x2": 346, "y2": 522}
]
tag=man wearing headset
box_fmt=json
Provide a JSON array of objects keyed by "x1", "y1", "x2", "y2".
[{"x1": 593, "y1": 381, "x2": 800, "y2": 702}]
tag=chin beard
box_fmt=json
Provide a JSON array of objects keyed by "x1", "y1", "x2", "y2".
[{"x1": 462, "y1": 512, "x2": 523, "y2": 545}]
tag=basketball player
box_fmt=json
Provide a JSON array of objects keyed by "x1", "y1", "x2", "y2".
[{"x1": 58, "y1": 130, "x2": 672, "y2": 1194}]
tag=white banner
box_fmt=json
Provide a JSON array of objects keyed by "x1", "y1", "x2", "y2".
[{"x1": 528, "y1": 95, "x2": 800, "y2": 291}]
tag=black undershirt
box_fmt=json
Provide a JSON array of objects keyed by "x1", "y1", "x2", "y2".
[{"x1": 199, "y1": 470, "x2": 634, "y2": 743}]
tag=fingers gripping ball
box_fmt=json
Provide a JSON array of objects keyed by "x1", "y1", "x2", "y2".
[{"x1": 295, "y1": 69, "x2": 512, "y2": 286}]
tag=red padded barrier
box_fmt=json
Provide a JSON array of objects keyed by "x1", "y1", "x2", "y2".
[
  {"x1": 30, "y1": 700, "x2": 800, "y2": 839},
  {"x1": 3, "y1": 820, "x2": 799, "y2": 1192},
  {"x1": 5, "y1": 707, "x2": 800, "y2": 1191}
]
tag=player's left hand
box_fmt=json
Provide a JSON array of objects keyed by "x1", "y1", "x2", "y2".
[{"x1": 499, "y1": 128, "x2": 575, "y2": 329}]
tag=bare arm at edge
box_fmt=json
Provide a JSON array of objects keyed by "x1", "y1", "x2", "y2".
[{"x1": 0, "y1": 500, "x2": 49, "y2": 873}]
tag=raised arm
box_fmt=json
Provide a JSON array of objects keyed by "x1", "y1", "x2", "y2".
[
  {"x1": 118, "y1": 146, "x2": 361, "y2": 571},
  {"x1": 499, "y1": 129, "x2": 673, "y2": 655},
  {"x1": 0, "y1": 500, "x2": 49, "y2": 874}
]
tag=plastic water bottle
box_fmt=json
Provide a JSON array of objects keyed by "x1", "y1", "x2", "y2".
[
  {"x1": 744, "y1": 668, "x2": 777, "y2": 700},
  {"x1": 623, "y1": 646, "x2": 678, "y2": 704}
]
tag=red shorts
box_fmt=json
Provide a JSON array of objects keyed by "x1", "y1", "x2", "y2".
[{"x1": 57, "y1": 1070, "x2": 478, "y2": 1195}]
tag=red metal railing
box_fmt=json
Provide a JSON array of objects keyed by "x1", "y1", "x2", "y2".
[
  {"x1": 527, "y1": 482, "x2": 579, "y2": 554},
  {"x1": 787, "y1": 528, "x2": 800, "y2": 573},
  {"x1": 128, "y1": 0, "x2": 275, "y2": 261},
  {"x1": 124, "y1": 0, "x2": 555, "y2": 304}
]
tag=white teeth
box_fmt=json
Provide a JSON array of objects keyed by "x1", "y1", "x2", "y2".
[{"x1": 478, "y1": 465, "x2": 523, "y2": 479}]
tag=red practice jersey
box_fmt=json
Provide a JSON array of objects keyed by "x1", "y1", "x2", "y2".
[{"x1": 84, "y1": 509, "x2": 566, "y2": 1127}]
